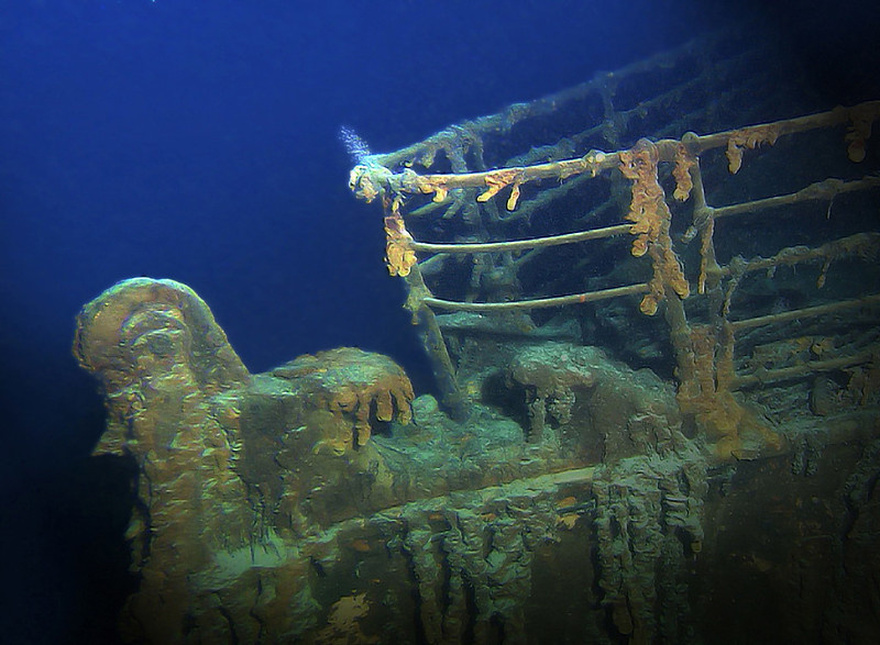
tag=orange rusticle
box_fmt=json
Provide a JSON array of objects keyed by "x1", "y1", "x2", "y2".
[
  {"x1": 277, "y1": 347, "x2": 415, "y2": 447},
  {"x1": 673, "y1": 324, "x2": 782, "y2": 459},
  {"x1": 506, "y1": 181, "x2": 522, "y2": 211},
  {"x1": 697, "y1": 216, "x2": 715, "y2": 295},
  {"x1": 619, "y1": 139, "x2": 662, "y2": 258},
  {"x1": 384, "y1": 213, "x2": 418, "y2": 277},
  {"x1": 619, "y1": 139, "x2": 690, "y2": 315},
  {"x1": 476, "y1": 168, "x2": 520, "y2": 204},
  {"x1": 415, "y1": 175, "x2": 450, "y2": 203},
  {"x1": 672, "y1": 143, "x2": 697, "y2": 201},
  {"x1": 725, "y1": 123, "x2": 782, "y2": 174}
]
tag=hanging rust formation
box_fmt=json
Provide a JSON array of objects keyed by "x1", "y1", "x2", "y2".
[{"x1": 349, "y1": 31, "x2": 880, "y2": 461}]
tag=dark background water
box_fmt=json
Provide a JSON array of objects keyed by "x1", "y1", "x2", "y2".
[{"x1": 0, "y1": 1, "x2": 877, "y2": 642}]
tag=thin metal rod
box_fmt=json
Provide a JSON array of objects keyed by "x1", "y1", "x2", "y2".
[
  {"x1": 412, "y1": 224, "x2": 630, "y2": 254},
  {"x1": 713, "y1": 177, "x2": 880, "y2": 219},
  {"x1": 721, "y1": 233, "x2": 880, "y2": 278},
  {"x1": 691, "y1": 103, "x2": 875, "y2": 154},
  {"x1": 422, "y1": 283, "x2": 650, "y2": 312},
  {"x1": 732, "y1": 351, "x2": 875, "y2": 389},
  {"x1": 730, "y1": 293, "x2": 880, "y2": 332}
]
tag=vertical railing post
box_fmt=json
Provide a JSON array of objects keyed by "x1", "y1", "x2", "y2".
[{"x1": 402, "y1": 266, "x2": 471, "y2": 421}]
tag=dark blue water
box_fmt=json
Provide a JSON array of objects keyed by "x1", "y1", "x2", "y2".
[{"x1": 1, "y1": 1, "x2": 877, "y2": 642}]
